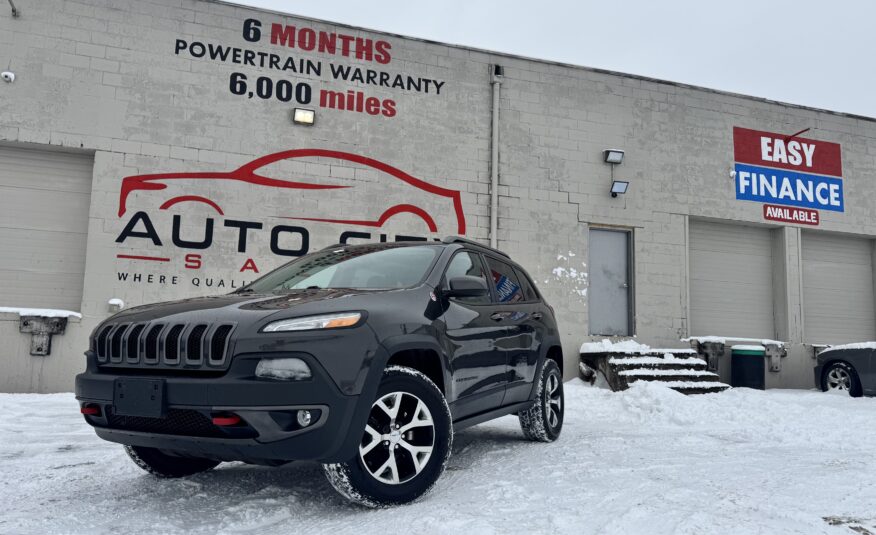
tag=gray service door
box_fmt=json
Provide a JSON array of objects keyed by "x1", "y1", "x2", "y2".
[{"x1": 589, "y1": 228, "x2": 632, "y2": 336}]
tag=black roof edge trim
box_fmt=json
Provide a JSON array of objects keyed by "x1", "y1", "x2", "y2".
[{"x1": 442, "y1": 236, "x2": 510, "y2": 258}]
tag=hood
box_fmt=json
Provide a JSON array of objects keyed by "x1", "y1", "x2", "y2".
[{"x1": 103, "y1": 288, "x2": 386, "y2": 326}]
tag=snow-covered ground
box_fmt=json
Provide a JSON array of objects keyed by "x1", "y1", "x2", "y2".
[{"x1": 2, "y1": 381, "x2": 875, "y2": 535}]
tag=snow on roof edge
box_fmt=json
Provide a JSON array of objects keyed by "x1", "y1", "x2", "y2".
[
  {"x1": 682, "y1": 335, "x2": 785, "y2": 347},
  {"x1": 581, "y1": 339, "x2": 695, "y2": 355},
  {"x1": 820, "y1": 341, "x2": 876, "y2": 354}
]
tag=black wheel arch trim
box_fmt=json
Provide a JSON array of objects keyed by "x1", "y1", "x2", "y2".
[
  {"x1": 379, "y1": 334, "x2": 450, "y2": 394},
  {"x1": 527, "y1": 338, "x2": 564, "y2": 401},
  {"x1": 331, "y1": 336, "x2": 447, "y2": 463}
]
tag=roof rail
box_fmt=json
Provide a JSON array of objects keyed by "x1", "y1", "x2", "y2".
[{"x1": 442, "y1": 236, "x2": 510, "y2": 258}]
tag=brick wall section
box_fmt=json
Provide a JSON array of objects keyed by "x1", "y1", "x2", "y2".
[{"x1": 1, "y1": 0, "x2": 875, "y2": 391}]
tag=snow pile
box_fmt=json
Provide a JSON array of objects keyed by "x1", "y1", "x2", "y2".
[
  {"x1": 821, "y1": 341, "x2": 876, "y2": 354},
  {"x1": 0, "y1": 306, "x2": 82, "y2": 319},
  {"x1": 2, "y1": 383, "x2": 875, "y2": 534},
  {"x1": 619, "y1": 381, "x2": 701, "y2": 425}
]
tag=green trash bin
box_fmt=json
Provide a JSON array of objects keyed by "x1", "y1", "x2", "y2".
[{"x1": 730, "y1": 345, "x2": 765, "y2": 389}]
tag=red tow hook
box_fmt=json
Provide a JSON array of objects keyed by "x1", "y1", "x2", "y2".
[
  {"x1": 80, "y1": 405, "x2": 101, "y2": 416},
  {"x1": 212, "y1": 414, "x2": 241, "y2": 426}
]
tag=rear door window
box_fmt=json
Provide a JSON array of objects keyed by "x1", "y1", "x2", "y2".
[
  {"x1": 485, "y1": 257, "x2": 525, "y2": 303},
  {"x1": 514, "y1": 268, "x2": 539, "y2": 302}
]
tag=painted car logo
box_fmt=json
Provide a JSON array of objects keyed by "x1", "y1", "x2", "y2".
[{"x1": 118, "y1": 149, "x2": 466, "y2": 234}]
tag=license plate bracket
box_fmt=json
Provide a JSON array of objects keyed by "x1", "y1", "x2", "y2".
[{"x1": 113, "y1": 378, "x2": 165, "y2": 418}]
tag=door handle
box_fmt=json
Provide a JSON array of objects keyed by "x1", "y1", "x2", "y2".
[
  {"x1": 490, "y1": 312, "x2": 505, "y2": 321},
  {"x1": 531, "y1": 312, "x2": 543, "y2": 320}
]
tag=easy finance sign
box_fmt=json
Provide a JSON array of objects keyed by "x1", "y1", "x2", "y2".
[{"x1": 733, "y1": 127, "x2": 844, "y2": 216}]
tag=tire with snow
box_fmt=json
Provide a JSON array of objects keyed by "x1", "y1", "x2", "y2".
[
  {"x1": 323, "y1": 365, "x2": 452, "y2": 507},
  {"x1": 519, "y1": 359, "x2": 564, "y2": 442},
  {"x1": 124, "y1": 445, "x2": 220, "y2": 478},
  {"x1": 821, "y1": 361, "x2": 863, "y2": 397}
]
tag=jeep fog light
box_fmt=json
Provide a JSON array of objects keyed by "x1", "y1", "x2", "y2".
[
  {"x1": 297, "y1": 409, "x2": 312, "y2": 427},
  {"x1": 255, "y1": 358, "x2": 312, "y2": 380}
]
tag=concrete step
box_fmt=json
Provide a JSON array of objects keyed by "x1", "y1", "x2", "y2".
[
  {"x1": 628, "y1": 379, "x2": 730, "y2": 394},
  {"x1": 610, "y1": 360, "x2": 708, "y2": 371},
  {"x1": 622, "y1": 369, "x2": 719, "y2": 382},
  {"x1": 609, "y1": 354, "x2": 706, "y2": 364},
  {"x1": 580, "y1": 348, "x2": 730, "y2": 395},
  {"x1": 599, "y1": 349, "x2": 700, "y2": 357},
  {"x1": 663, "y1": 382, "x2": 731, "y2": 395}
]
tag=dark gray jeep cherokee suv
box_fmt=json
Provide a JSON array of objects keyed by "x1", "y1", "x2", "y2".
[{"x1": 76, "y1": 237, "x2": 564, "y2": 506}]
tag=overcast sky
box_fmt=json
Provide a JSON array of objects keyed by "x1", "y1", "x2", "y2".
[{"x1": 231, "y1": 0, "x2": 876, "y2": 119}]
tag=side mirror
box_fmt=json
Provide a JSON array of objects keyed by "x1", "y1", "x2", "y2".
[{"x1": 446, "y1": 276, "x2": 489, "y2": 298}]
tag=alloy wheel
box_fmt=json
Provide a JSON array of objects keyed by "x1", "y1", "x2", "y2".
[
  {"x1": 358, "y1": 391, "x2": 435, "y2": 485},
  {"x1": 826, "y1": 367, "x2": 852, "y2": 392},
  {"x1": 546, "y1": 372, "x2": 562, "y2": 428}
]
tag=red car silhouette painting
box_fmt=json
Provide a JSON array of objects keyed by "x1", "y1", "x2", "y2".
[{"x1": 118, "y1": 149, "x2": 466, "y2": 235}]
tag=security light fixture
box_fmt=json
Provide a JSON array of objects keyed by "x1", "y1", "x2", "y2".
[
  {"x1": 603, "y1": 149, "x2": 625, "y2": 164},
  {"x1": 292, "y1": 108, "x2": 315, "y2": 126},
  {"x1": 610, "y1": 180, "x2": 630, "y2": 198},
  {"x1": 603, "y1": 148, "x2": 628, "y2": 197}
]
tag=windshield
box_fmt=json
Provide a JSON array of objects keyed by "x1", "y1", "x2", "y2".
[{"x1": 242, "y1": 244, "x2": 440, "y2": 292}]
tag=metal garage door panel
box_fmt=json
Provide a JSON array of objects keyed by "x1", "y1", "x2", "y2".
[
  {"x1": 0, "y1": 187, "x2": 91, "y2": 234},
  {"x1": 802, "y1": 231, "x2": 875, "y2": 344},
  {"x1": 689, "y1": 220, "x2": 775, "y2": 339},
  {"x1": 0, "y1": 145, "x2": 93, "y2": 311}
]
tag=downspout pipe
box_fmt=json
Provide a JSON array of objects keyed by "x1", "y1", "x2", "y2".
[{"x1": 489, "y1": 65, "x2": 503, "y2": 248}]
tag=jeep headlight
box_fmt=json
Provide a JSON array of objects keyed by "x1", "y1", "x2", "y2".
[
  {"x1": 255, "y1": 358, "x2": 312, "y2": 380},
  {"x1": 262, "y1": 312, "x2": 362, "y2": 333}
]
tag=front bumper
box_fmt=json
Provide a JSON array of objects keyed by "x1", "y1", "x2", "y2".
[{"x1": 75, "y1": 352, "x2": 376, "y2": 464}]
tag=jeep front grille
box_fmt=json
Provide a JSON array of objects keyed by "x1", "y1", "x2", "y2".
[{"x1": 94, "y1": 322, "x2": 236, "y2": 369}]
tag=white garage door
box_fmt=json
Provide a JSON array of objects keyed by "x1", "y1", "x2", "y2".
[
  {"x1": 0, "y1": 145, "x2": 93, "y2": 311},
  {"x1": 689, "y1": 220, "x2": 775, "y2": 339},
  {"x1": 802, "y1": 231, "x2": 876, "y2": 344}
]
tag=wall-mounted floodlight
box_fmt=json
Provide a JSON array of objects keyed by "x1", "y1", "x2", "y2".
[
  {"x1": 292, "y1": 108, "x2": 315, "y2": 125},
  {"x1": 610, "y1": 180, "x2": 629, "y2": 198},
  {"x1": 603, "y1": 149, "x2": 624, "y2": 164},
  {"x1": 603, "y1": 149, "x2": 628, "y2": 198}
]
